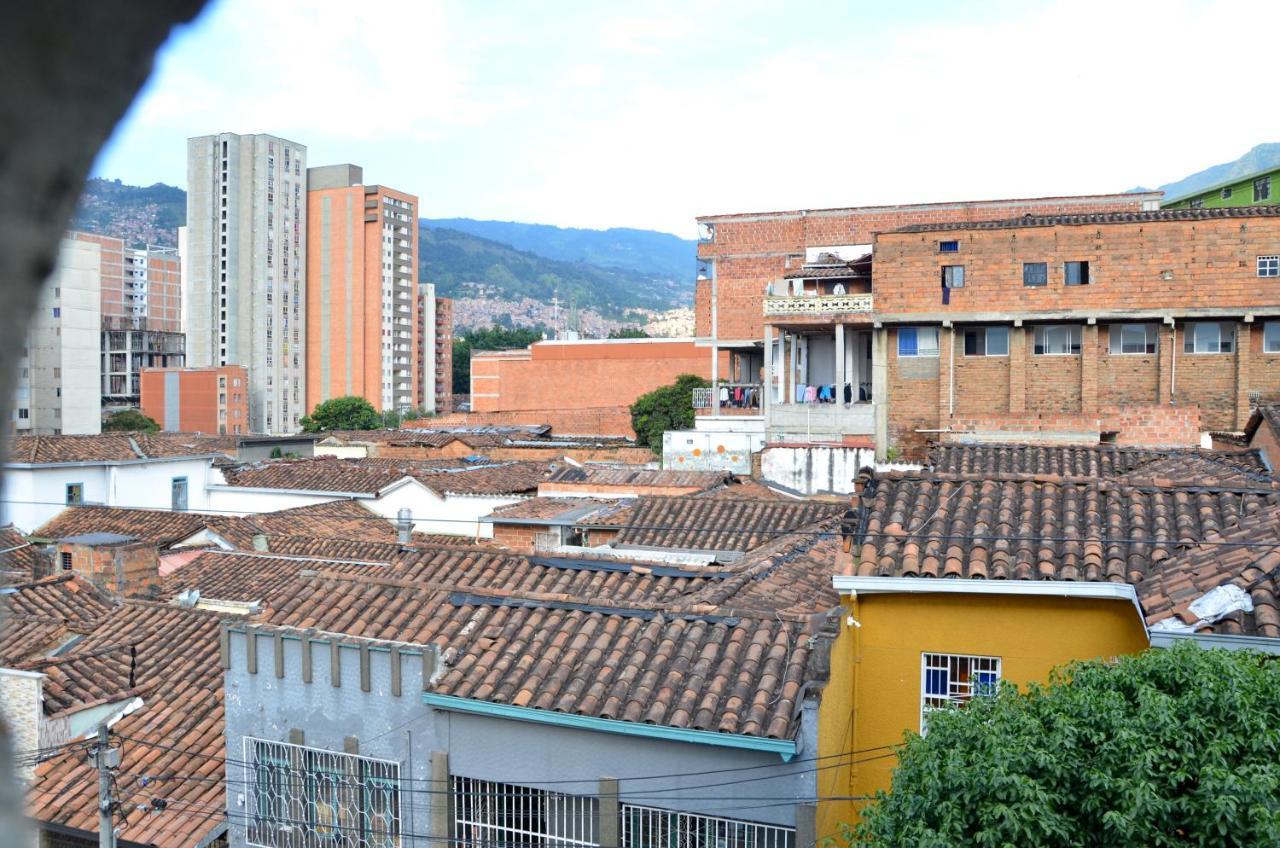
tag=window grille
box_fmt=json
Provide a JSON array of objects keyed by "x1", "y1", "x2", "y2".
[
  {"x1": 921, "y1": 653, "x2": 1001, "y2": 732},
  {"x1": 244, "y1": 736, "x2": 401, "y2": 848},
  {"x1": 622, "y1": 804, "x2": 795, "y2": 848},
  {"x1": 691, "y1": 387, "x2": 713, "y2": 409},
  {"x1": 453, "y1": 776, "x2": 597, "y2": 848}
]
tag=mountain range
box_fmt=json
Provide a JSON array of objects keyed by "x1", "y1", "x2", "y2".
[{"x1": 70, "y1": 142, "x2": 1280, "y2": 328}]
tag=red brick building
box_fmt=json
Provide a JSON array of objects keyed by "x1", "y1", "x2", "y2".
[
  {"x1": 140, "y1": 365, "x2": 250, "y2": 435},
  {"x1": 469, "y1": 338, "x2": 727, "y2": 437},
  {"x1": 694, "y1": 192, "x2": 1162, "y2": 419},
  {"x1": 759, "y1": 206, "x2": 1280, "y2": 458}
]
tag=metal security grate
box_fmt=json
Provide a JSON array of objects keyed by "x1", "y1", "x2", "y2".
[
  {"x1": 622, "y1": 804, "x2": 795, "y2": 848},
  {"x1": 920, "y1": 653, "x2": 1001, "y2": 733},
  {"x1": 453, "y1": 776, "x2": 598, "y2": 848},
  {"x1": 244, "y1": 736, "x2": 401, "y2": 848}
]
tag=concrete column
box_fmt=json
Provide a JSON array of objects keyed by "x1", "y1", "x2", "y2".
[
  {"x1": 1081, "y1": 323, "x2": 1099, "y2": 414},
  {"x1": 710, "y1": 343, "x2": 720, "y2": 417},
  {"x1": 795, "y1": 802, "x2": 817, "y2": 848},
  {"x1": 1009, "y1": 326, "x2": 1027, "y2": 414},
  {"x1": 788, "y1": 332, "x2": 798, "y2": 404},
  {"x1": 1158, "y1": 321, "x2": 1175, "y2": 405},
  {"x1": 1236, "y1": 321, "x2": 1252, "y2": 428},
  {"x1": 430, "y1": 751, "x2": 451, "y2": 848},
  {"x1": 598, "y1": 777, "x2": 620, "y2": 848},
  {"x1": 938, "y1": 326, "x2": 954, "y2": 424},
  {"x1": 872, "y1": 327, "x2": 889, "y2": 459},
  {"x1": 835, "y1": 324, "x2": 846, "y2": 406},
  {"x1": 762, "y1": 323, "x2": 773, "y2": 414}
]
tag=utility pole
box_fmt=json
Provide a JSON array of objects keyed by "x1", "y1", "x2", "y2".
[{"x1": 88, "y1": 725, "x2": 119, "y2": 848}]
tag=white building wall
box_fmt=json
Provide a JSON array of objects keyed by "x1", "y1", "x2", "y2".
[
  {"x1": 188, "y1": 132, "x2": 307, "y2": 434},
  {"x1": 1, "y1": 457, "x2": 217, "y2": 533},
  {"x1": 364, "y1": 480, "x2": 519, "y2": 538},
  {"x1": 19, "y1": 238, "x2": 102, "y2": 435},
  {"x1": 205, "y1": 487, "x2": 344, "y2": 516}
]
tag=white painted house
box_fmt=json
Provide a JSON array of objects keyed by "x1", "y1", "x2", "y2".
[{"x1": 2, "y1": 435, "x2": 221, "y2": 533}]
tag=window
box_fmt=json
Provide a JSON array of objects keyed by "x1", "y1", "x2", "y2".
[
  {"x1": 898, "y1": 327, "x2": 940, "y2": 358},
  {"x1": 52, "y1": 307, "x2": 60, "y2": 318},
  {"x1": 245, "y1": 737, "x2": 400, "y2": 848},
  {"x1": 454, "y1": 776, "x2": 596, "y2": 848},
  {"x1": 1109, "y1": 323, "x2": 1158, "y2": 355},
  {"x1": 941, "y1": 265, "x2": 965, "y2": 288},
  {"x1": 1023, "y1": 262, "x2": 1048, "y2": 287},
  {"x1": 1185, "y1": 321, "x2": 1235, "y2": 354},
  {"x1": 922, "y1": 653, "x2": 1001, "y2": 732},
  {"x1": 171, "y1": 477, "x2": 188, "y2": 512},
  {"x1": 1222, "y1": 187, "x2": 1233, "y2": 200},
  {"x1": 65, "y1": 483, "x2": 83, "y2": 505},
  {"x1": 1259, "y1": 255, "x2": 1279, "y2": 278},
  {"x1": 1033, "y1": 325, "x2": 1082, "y2": 355},
  {"x1": 938, "y1": 240, "x2": 959, "y2": 253},
  {"x1": 60, "y1": 552, "x2": 73, "y2": 571},
  {"x1": 1255, "y1": 176, "x2": 1272, "y2": 203},
  {"x1": 1265, "y1": 322, "x2": 1280, "y2": 354},
  {"x1": 1064, "y1": 261, "x2": 1090, "y2": 286},
  {"x1": 1189, "y1": 198, "x2": 1204, "y2": 209},
  {"x1": 963, "y1": 326, "x2": 1009, "y2": 356},
  {"x1": 623, "y1": 805, "x2": 796, "y2": 848}
]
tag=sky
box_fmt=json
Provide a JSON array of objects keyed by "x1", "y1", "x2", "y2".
[{"x1": 95, "y1": 0, "x2": 1280, "y2": 238}]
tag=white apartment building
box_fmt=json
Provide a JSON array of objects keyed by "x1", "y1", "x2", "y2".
[
  {"x1": 187, "y1": 133, "x2": 307, "y2": 434},
  {"x1": 12, "y1": 237, "x2": 103, "y2": 435}
]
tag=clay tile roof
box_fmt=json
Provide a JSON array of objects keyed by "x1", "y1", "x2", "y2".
[
  {"x1": 203, "y1": 500, "x2": 398, "y2": 548},
  {"x1": 27, "y1": 602, "x2": 227, "y2": 848},
  {"x1": 220, "y1": 456, "x2": 408, "y2": 493},
  {"x1": 928, "y1": 442, "x2": 1272, "y2": 484},
  {"x1": 0, "y1": 524, "x2": 45, "y2": 583},
  {"x1": 162, "y1": 550, "x2": 392, "y2": 604},
  {"x1": 22, "y1": 645, "x2": 138, "y2": 716},
  {"x1": 1138, "y1": 504, "x2": 1280, "y2": 638},
  {"x1": 850, "y1": 472, "x2": 1276, "y2": 583},
  {"x1": 4, "y1": 433, "x2": 224, "y2": 464},
  {"x1": 2, "y1": 573, "x2": 115, "y2": 623},
  {"x1": 35, "y1": 507, "x2": 215, "y2": 547},
  {"x1": 608, "y1": 496, "x2": 845, "y2": 552},
  {"x1": 487, "y1": 497, "x2": 628, "y2": 523},
  {"x1": 415, "y1": 461, "x2": 554, "y2": 496},
  {"x1": 0, "y1": 617, "x2": 70, "y2": 666},
  {"x1": 544, "y1": 465, "x2": 730, "y2": 490},
  {"x1": 260, "y1": 533, "x2": 477, "y2": 560},
  {"x1": 892, "y1": 204, "x2": 1280, "y2": 234},
  {"x1": 688, "y1": 521, "x2": 843, "y2": 615},
  {"x1": 693, "y1": 480, "x2": 795, "y2": 501},
  {"x1": 263, "y1": 567, "x2": 820, "y2": 739}
]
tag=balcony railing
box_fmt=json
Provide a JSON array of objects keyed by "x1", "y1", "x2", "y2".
[{"x1": 764, "y1": 292, "x2": 873, "y2": 316}]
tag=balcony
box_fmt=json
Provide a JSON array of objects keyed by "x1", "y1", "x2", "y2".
[
  {"x1": 764, "y1": 292, "x2": 873, "y2": 317},
  {"x1": 767, "y1": 402, "x2": 876, "y2": 440}
]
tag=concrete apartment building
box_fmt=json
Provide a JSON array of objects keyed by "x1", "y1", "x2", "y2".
[
  {"x1": 420, "y1": 282, "x2": 453, "y2": 414},
  {"x1": 305, "y1": 164, "x2": 420, "y2": 414},
  {"x1": 187, "y1": 132, "x2": 308, "y2": 434},
  {"x1": 12, "y1": 236, "x2": 103, "y2": 435},
  {"x1": 77, "y1": 231, "x2": 186, "y2": 414},
  {"x1": 140, "y1": 365, "x2": 249, "y2": 434}
]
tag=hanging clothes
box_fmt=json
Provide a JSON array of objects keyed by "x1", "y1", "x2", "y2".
[
  {"x1": 844, "y1": 383, "x2": 853, "y2": 404},
  {"x1": 805, "y1": 385, "x2": 819, "y2": 403}
]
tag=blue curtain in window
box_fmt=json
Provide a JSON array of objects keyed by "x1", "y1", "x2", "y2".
[{"x1": 899, "y1": 328, "x2": 918, "y2": 356}]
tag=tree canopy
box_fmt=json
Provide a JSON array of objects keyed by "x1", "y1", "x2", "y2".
[
  {"x1": 629, "y1": 373, "x2": 708, "y2": 453},
  {"x1": 300, "y1": 396, "x2": 381, "y2": 432},
  {"x1": 452, "y1": 325, "x2": 546, "y2": 394},
  {"x1": 852, "y1": 643, "x2": 1280, "y2": 847},
  {"x1": 608, "y1": 327, "x2": 650, "y2": 339},
  {"x1": 102, "y1": 409, "x2": 159, "y2": 433}
]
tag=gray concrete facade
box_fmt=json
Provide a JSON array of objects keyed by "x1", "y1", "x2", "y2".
[
  {"x1": 187, "y1": 133, "x2": 307, "y2": 434},
  {"x1": 224, "y1": 627, "x2": 816, "y2": 848}
]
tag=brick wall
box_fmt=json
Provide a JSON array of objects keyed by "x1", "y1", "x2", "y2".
[
  {"x1": 491, "y1": 522, "x2": 543, "y2": 553},
  {"x1": 872, "y1": 215, "x2": 1280, "y2": 316},
  {"x1": 696, "y1": 193, "x2": 1157, "y2": 338},
  {"x1": 58, "y1": 542, "x2": 160, "y2": 598}
]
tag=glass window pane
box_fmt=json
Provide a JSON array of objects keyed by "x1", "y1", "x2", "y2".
[
  {"x1": 918, "y1": 328, "x2": 940, "y2": 356},
  {"x1": 898, "y1": 328, "x2": 918, "y2": 357},
  {"x1": 1265, "y1": 322, "x2": 1280, "y2": 353},
  {"x1": 1023, "y1": 263, "x2": 1048, "y2": 286},
  {"x1": 987, "y1": 327, "x2": 1009, "y2": 356}
]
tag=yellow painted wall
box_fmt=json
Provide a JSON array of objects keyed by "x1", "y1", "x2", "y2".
[
  {"x1": 815, "y1": 596, "x2": 857, "y2": 842},
  {"x1": 816, "y1": 592, "x2": 1149, "y2": 837}
]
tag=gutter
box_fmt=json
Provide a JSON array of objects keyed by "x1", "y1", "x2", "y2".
[
  {"x1": 206, "y1": 485, "x2": 375, "y2": 499},
  {"x1": 1149, "y1": 630, "x2": 1280, "y2": 655},
  {"x1": 423, "y1": 693, "x2": 797, "y2": 760},
  {"x1": 4, "y1": 454, "x2": 218, "y2": 470}
]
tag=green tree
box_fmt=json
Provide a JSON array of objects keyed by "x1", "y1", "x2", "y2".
[
  {"x1": 299, "y1": 396, "x2": 381, "y2": 432},
  {"x1": 629, "y1": 373, "x2": 708, "y2": 453},
  {"x1": 852, "y1": 643, "x2": 1280, "y2": 847},
  {"x1": 452, "y1": 325, "x2": 547, "y2": 395},
  {"x1": 102, "y1": 409, "x2": 159, "y2": 433},
  {"x1": 608, "y1": 327, "x2": 650, "y2": 339}
]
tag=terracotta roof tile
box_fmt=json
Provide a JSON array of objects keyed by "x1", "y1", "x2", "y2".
[
  {"x1": 35, "y1": 507, "x2": 215, "y2": 546},
  {"x1": 2, "y1": 573, "x2": 115, "y2": 623},
  {"x1": 203, "y1": 500, "x2": 403, "y2": 548},
  {"x1": 487, "y1": 497, "x2": 629, "y2": 523},
  {"x1": 928, "y1": 443, "x2": 1272, "y2": 485},
  {"x1": 162, "y1": 550, "x2": 391, "y2": 603},
  {"x1": 608, "y1": 496, "x2": 845, "y2": 552},
  {"x1": 220, "y1": 456, "x2": 554, "y2": 496},
  {"x1": 1138, "y1": 504, "x2": 1280, "y2": 637},
  {"x1": 849, "y1": 472, "x2": 1275, "y2": 583},
  {"x1": 893, "y1": 204, "x2": 1280, "y2": 233},
  {"x1": 0, "y1": 524, "x2": 45, "y2": 583},
  {"x1": 0, "y1": 617, "x2": 70, "y2": 665},
  {"x1": 544, "y1": 465, "x2": 730, "y2": 490},
  {"x1": 5, "y1": 434, "x2": 225, "y2": 464},
  {"x1": 26, "y1": 602, "x2": 227, "y2": 848}
]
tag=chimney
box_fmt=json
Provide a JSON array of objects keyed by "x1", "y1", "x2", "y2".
[{"x1": 396, "y1": 508, "x2": 413, "y2": 544}]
